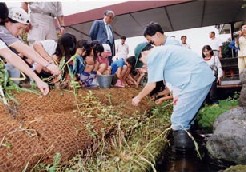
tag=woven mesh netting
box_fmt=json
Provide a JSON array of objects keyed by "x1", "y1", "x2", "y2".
[{"x1": 0, "y1": 88, "x2": 147, "y2": 171}]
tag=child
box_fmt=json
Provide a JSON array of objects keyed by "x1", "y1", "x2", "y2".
[
  {"x1": 155, "y1": 86, "x2": 173, "y2": 105},
  {"x1": 33, "y1": 33, "x2": 77, "y2": 88},
  {"x1": 94, "y1": 44, "x2": 111, "y2": 75},
  {"x1": 70, "y1": 40, "x2": 87, "y2": 77},
  {"x1": 124, "y1": 56, "x2": 139, "y2": 87},
  {"x1": 79, "y1": 41, "x2": 99, "y2": 87},
  {"x1": 110, "y1": 58, "x2": 128, "y2": 87}
]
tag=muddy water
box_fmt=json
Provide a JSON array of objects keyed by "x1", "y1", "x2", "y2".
[{"x1": 156, "y1": 132, "x2": 234, "y2": 172}]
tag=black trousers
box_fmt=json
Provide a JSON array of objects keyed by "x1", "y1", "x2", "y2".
[{"x1": 206, "y1": 78, "x2": 218, "y2": 104}]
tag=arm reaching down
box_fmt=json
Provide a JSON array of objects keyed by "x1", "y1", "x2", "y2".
[
  {"x1": 132, "y1": 82, "x2": 156, "y2": 106},
  {"x1": 10, "y1": 41, "x2": 60, "y2": 76},
  {"x1": 1, "y1": 47, "x2": 49, "y2": 95}
]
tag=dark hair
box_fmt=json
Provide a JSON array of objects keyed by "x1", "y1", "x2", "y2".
[
  {"x1": 55, "y1": 33, "x2": 77, "y2": 61},
  {"x1": 7, "y1": 18, "x2": 18, "y2": 24},
  {"x1": 121, "y1": 36, "x2": 126, "y2": 40},
  {"x1": 202, "y1": 45, "x2": 214, "y2": 58},
  {"x1": 76, "y1": 39, "x2": 92, "y2": 59},
  {"x1": 181, "y1": 36, "x2": 186, "y2": 39},
  {"x1": 0, "y1": 3, "x2": 8, "y2": 25},
  {"x1": 141, "y1": 43, "x2": 154, "y2": 52},
  {"x1": 143, "y1": 22, "x2": 163, "y2": 37},
  {"x1": 126, "y1": 56, "x2": 136, "y2": 73},
  {"x1": 138, "y1": 44, "x2": 154, "y2": 60},
  {"x1": 150, "y1": 81, "x2": 166, "y2": 98},
  {"x1": 92, "y1": 43, "x2": 104, "y2": 61},
  {"x1": 77, "y1": 39, "x2": 88, "y2": 48}
]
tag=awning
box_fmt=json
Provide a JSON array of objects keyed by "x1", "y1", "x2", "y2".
[{"x1": 64, "y1": 0, "x2": 246, "y2": 40}]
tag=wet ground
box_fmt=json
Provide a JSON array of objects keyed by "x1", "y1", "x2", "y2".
[{"x1": 156, "y1": 131, "x2": 234, "y2": 172}]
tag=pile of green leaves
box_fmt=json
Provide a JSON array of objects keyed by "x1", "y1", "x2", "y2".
[{"x1": 197, "y1": 98, "x2": 238, "y2": 131}]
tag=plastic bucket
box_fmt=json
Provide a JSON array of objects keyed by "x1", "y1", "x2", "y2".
[{"x1": 97, "y1": 75, "x2": 113, "y2": 88}]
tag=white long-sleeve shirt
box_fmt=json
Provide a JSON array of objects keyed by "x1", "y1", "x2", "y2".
[{"x1": 204, "y1": 56, "x2": 223, "y2": 78}]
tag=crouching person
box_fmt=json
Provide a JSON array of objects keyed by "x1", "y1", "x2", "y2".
[
  {"x1": 0, "y1": 6, "x2": 60, "y2": 78},
  {"x1": 33, "y1": 33, "x2": 77, "y2": 87},
  {"x1": 79, "y1": 41, "x2": 98, "y2": 87},
  {"x1": 132, "y1": 22, "x2": 215, "y2": 151},
  {"x1": 0, "y1": 3, "x2": 49, "y2": 95}
]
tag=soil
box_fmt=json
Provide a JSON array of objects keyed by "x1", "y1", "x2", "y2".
[{"x1": 0, "y1": 88, "x2": 152, "y2": 171}]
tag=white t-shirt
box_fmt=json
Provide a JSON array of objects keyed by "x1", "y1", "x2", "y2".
[
  {"x1": 208, "y1": 38, "x2": 223, "y2": 51},
  {"x1": 181, "y1": 43, "x2": 190, "y2": 49},
  {"x1": 32, "y1": 40, "x2": 57, "y2": 70},
  {"x1": 0, "y1": 40, "x2": 7, "y2": 49},
  {"x1": 116, "y1": 43, "x2": 129, "y2": 60},
  {"x1": 37, "y1": 40, "x2": 57, "y2": 56}
]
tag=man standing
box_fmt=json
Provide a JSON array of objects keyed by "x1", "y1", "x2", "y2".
[
  {"x1": 89, "y1": 10, "x2": 115, "y2": 64},
  {"x1": 208, "y1": 31, "x2": 223, "y2": 59},
  {"x1": 236, "y1": 24, "x2": 246, "y2": 74},
  {"x1": 21, "y1": 2, "x2": 65, "y2": 44},
  {"x1": 181, "y1": 36, "x2": 190, "y2": 49},
  {"x1": 116, "y1": 36, "x2": 129, "y2": 60}
]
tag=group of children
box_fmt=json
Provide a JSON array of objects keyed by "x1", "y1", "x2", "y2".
[{"x1": 61, "y1": 40, "x2": 146, "y2": 88}]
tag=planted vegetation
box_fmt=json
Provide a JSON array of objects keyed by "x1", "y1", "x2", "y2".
[{"x1": 197, "y1": 96, "x2": 239, "y2": 132}]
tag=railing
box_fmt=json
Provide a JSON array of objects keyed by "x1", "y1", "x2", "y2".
[
  {"x1": 220, "y1": 57, "x2": 239, "y2": 80},
  {"x1": 218, "y1": 57, "x2": 241, "y2": 89}
]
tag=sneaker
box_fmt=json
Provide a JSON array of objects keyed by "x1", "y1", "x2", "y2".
[{"x1": 173, "y1": 130, "x2": 195, "y2": 152}]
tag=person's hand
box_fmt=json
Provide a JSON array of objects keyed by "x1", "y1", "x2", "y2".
[
  {"x1": 238, "y1": 30, "x2": 242, "y2": 37},
  {"x1": 155, "y1": 98, "x2": 163, "y2": 105},
  {"x1": 36, "y1": 79, "x2": 49, "y2": 96},
  {"x1": 217, "y1": 78, "x2": 221, "y2": 85},
  {"x1": 60, "y1": 27, "x2": 65, "y2": 35},
  {"x1": 173, "y1": 96, "x2": 178, "y2": 105},
  {"x1": 46, "y1": 63, "x2": 61, "y2": 76},
  {"x1": 132, "y1": 96, "x2": 141, "y2": 106}
]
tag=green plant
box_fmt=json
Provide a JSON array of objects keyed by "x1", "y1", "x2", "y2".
[
  {"x1": 197, "y1": 99, "x2": 238, "y2": 131},
  {"x1": 46, "y1": 153, "x2": 61, "y2": 172}
]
